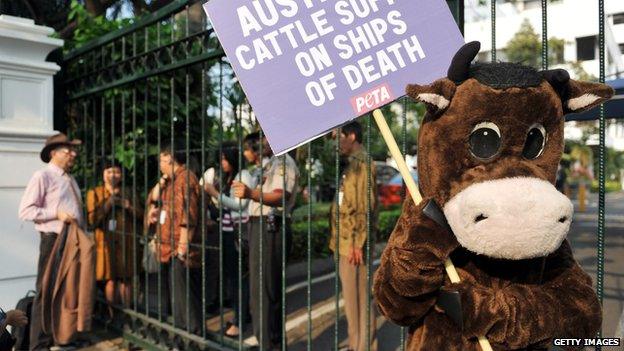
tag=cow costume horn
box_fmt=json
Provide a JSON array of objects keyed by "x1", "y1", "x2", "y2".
[{"x1": 447, "y1": 41, "x2": 481, "y2": 84}]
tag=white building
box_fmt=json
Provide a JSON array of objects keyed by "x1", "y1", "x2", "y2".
[
  {"x1": 465, "y1": 0, "x2": 624, "y2": 78},
  {"x1": 465, "y1": 0, "x2": 624, "y2": 151}
]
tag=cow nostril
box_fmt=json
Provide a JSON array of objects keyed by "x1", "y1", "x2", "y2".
[
  {"x1": 474, "y1": 214, "x2": 488, "y2": 223},
  {"x1": 558, "y1": 216, "x2": 568, "y2": 223}
]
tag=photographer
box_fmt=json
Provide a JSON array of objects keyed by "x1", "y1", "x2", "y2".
[{"x1": 86, "y1": 161, "x2": 142, "y2": 320}]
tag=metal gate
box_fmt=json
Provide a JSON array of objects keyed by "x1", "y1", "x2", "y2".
[{"x1": 58, "y1": 0, "x2": 609, "y2": 350}]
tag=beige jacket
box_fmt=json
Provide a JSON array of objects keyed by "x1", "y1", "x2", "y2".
[
  {"x1": 329, "y1": 148, "x2": 377, "y2": 256},
  {"x1": 40, "y1": 222, "x2": 95, "y2": 345}
]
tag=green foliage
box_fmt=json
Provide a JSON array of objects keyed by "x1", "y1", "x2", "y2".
[
  {"x1": 292, "y1": 202, "x2": 332, "y2": 222},
  {"x1": 377, "y1": 206, "x2": 402, "y2": 242},
  {"x1": 591, "y1": 180, "x2": 622, "y2": 193},
  {"x1": 505, "y1": 19, "x2": 565, "y2": 68},
  {"x1": 506, "y1": 19, "x2": 541, "y2": 68},
  {"x1": 63, "y1": 0, "x2": 131, "y2": 52},
  {"x1": 290, "y1": 220, "x2": 331, "y2": 262},
  {"x1": 568, "y1": 61, "x2": 597, "y2": 81},
  {"x1": 288, "y1": 203, "x2": 402, "y2": 262},
  {"x1": 565, "y1": 137, "x2": 624, "y2": 189},
  {"x1": 369, "y1": 100, "x2": 423, "y2": 161},
  {"x1": 593, "y1": 145, "x2": 624, "y2": 185},
  {"x1": 65, "y1": 0, "x2": 227, "y2": 195},
  {"x1": 548, "y1": 37, "x2": 565, "y2": 65}
]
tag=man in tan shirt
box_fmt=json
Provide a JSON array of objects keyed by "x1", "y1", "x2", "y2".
[
  {"x1": 329, "y1": 121, "x2": 377, "y2": 351},
  {"x1": 232, "y1": 132, "x2": 299, "y2": 350}
]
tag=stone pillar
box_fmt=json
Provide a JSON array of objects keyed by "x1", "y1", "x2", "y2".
[{"x1": 0, "y1": 15, "x2": 63, "y2": 308}]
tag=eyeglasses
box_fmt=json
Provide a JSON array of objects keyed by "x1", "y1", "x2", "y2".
[{"x1": 58, "y1": 147, "x2": 78, "y2": 155}]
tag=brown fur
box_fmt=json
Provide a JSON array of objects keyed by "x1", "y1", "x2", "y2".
[
  {"x1": 417, "y1": 79, "x2": 565, "y2": 206},
  {"x1": 373, "y1": 63, "x2": 613, "y2": 350}
]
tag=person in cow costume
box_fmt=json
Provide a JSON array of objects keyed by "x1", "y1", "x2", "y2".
[{"x1": 373, "y1": 41, "x2": 613, "y2": 351}]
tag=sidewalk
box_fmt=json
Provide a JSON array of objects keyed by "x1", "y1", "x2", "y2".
[{"x1": 569, "y1": 191, "x2": 624, "y2": 338}]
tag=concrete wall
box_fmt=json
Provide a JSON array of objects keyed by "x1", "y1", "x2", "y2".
[{"x1": 0, "y1": 15, "x2": 62, "y2": 309}]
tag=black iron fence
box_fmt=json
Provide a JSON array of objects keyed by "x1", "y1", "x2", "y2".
[{"x1": 57, "y1": 0, "x2": 609, "y2": 350}]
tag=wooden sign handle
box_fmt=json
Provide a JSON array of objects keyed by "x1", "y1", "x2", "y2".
[{"x1": 372, "y1": 109, "x2": 493, "y2": 351}]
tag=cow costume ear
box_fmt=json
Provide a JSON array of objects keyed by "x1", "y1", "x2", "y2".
[
  {"x1": 564, "y1": 80, "x2": 614, "y2": 113},
  {"x1": 405, "y1": 41, "x2": 479, "y2": 116},
  {"x1": 542, "y1": 69, "x2": 614, "y2": 114},
  {"x1": 406, "y1": 79, "x2": 456, "y2": 116}
]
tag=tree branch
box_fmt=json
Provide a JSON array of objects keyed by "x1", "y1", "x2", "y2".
[
  {"x1": 130, "y1": 0, "x2": 147, "y2": 15},
  {"x1": 84, "y1": 0, "x2": 117, "y2": 17},
  {"x1": 146, "y1": 0, "x2": 171, "y2": 12},
  {"x1": 19, "y1": 0, "x2": 39, "y2": 23},
  {"x1": 59, "y1": 20, "x2": 78, "y2": 40}
]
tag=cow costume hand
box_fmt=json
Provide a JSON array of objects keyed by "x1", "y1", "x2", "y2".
[
  {"x1": 439, "y1": 242, "x2": 601, "y2": 349},
  {"x1": 373, "y1": 198, "x2": 460, "y2": 326},
  {"x1": 394, "y1": 199, "x2": 459, "y2": 259}
]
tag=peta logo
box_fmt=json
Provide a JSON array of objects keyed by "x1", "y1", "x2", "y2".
[{"x1": 350, "y1": 84, "x2": 394, "y2": 115}]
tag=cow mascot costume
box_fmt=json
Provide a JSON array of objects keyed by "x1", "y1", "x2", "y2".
[{"x1": 373, "y1": 41, "x2": 613, "y2": 350}]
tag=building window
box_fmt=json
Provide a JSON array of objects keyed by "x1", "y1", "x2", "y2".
[
  {"x1": 576, "y1": 36, "x2": 596, "y2": 61},
  {"x1": 614, "y1": 12, "x2": 624, "y2": 25},
  {"x1": 619, "y1": 44, "x2": 624, "y2": 54}
]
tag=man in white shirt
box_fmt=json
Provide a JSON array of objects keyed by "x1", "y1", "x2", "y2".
[
  {"x1": 232, "y1": 132, "x2": 299, "y2": 350},
  {"x1": 19, "y1": 133, "x2": 83, "y2": 350}
]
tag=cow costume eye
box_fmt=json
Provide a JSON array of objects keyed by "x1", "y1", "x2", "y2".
[
  {"x1": 523, "y1": 124, "x2": 547, "y2": 159},
  {"x1": 469, "y1": 122, "x2": 501, "y2": 159}
]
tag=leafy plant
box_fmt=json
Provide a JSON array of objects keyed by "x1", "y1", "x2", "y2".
[
  {"x1": 63, "y1": 0, "x2": 131, "y2": 52},
  {"x1": 288, "y1": 205, "x2": 402, "y2": 262},
  {"x1": 505, "y1": 19, "x2": 566, "y2": 69}
]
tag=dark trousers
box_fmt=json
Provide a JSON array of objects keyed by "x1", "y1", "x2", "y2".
[
  {"x1": 204, "y1": 232, "x2": 220, "y2": 311},
  {"x1": 248, "y1": 217, "x2": 291, "y2": 350},
  {"x1": 159, "y1": 259, "x2": 203, "y2": 335},
  {"x1": 223, "y1": 231, "x2": 250, "y2": 326},
  {"x1": 30, "y1": 232, "x2": 58, "y2": 351}
]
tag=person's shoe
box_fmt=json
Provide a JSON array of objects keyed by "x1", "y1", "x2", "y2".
[
  {"x1": 245, "y1": 335, "x2": 259, "y2": 347},
  {"x1": 50, "y1": 346, "x2": 77, "y2": 351},
  {"x1": 225, "y1": 323, "x2": 240, "y2": 337}
]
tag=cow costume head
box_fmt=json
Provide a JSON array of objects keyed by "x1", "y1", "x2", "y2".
[{"x1": 407, "y1": 41, "x2": 612, "y2": 260}]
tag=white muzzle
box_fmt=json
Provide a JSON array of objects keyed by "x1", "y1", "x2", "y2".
[{"x1": 443, "y1": 177, "x2": 573, "y2": 260}]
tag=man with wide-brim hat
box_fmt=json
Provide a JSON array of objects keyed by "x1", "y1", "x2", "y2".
[
  {"x1": 39, "y1": 133, "x2": 82, "y2": 163},
  {"x1": 19, "y1": 133, "x2": 84, "y2": 350}
]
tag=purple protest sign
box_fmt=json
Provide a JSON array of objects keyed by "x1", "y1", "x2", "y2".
[{"x1": 203, "y1": 0, "x2": 464, "y2": 155}]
